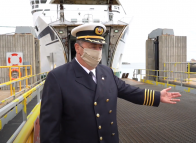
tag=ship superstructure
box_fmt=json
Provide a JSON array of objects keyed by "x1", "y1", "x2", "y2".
[{"x1": 30, "y1": 0, "x2": 130, "y2": 77}]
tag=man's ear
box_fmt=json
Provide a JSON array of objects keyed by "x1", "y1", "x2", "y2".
[{"x1": 75, "y1": 43, "x2": 79, "y2": 54}]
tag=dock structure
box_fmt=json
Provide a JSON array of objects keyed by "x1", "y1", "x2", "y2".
[
  {"x1": 0, "y1": 79, "x2": 195, "y2": 143},
  {"x1": 0, "y1": 28, "x2": 40, "y2": 90}
]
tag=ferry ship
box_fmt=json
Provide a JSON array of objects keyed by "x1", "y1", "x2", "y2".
[{"x1": 30, "y1": 0, "x2": 131, "y2": 77}]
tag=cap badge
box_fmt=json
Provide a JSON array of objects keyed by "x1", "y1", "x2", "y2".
[{"x1": 95, "y1": 27, "x2": 104, "y2": 35}]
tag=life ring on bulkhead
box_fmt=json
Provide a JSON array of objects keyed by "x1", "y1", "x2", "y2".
[{"x1": 9, "y1": 69, "x2": 22, "y2": 80}]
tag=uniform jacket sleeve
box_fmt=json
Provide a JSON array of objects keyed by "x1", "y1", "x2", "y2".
[
  {"x1": 40, "y1": 71, "x2": 62, "y2": 143},
  {"x1": 112, "y1": 70, "x2": 160, "y2": 107}
]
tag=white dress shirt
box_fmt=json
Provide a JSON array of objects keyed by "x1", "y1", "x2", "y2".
[{"x1": 75, "y1": 58, "x2": 97, "y2": 83}]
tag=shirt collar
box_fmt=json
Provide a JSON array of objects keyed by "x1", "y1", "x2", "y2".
[{"x1": 75, "y1": 58, "x2": 96, "y2": 77}]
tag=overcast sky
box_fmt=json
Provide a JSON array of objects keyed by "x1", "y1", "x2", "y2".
[{"x1": 0, "y1": 0, "x2": 195, "y2": 63}]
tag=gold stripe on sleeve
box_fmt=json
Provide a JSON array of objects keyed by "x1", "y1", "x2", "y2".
[
  {"x1": 148, "y1": 90, "x2": 152, "y2": 106},
  {"x1": 143, "y1": 89, "x2": 147, "y2": 105},
  {"x1": 151, "y1": 90, "x2": 155, "y2": 106},
  {"x1": 146, "y1": 89, "x2": 149, "y2": 105}
]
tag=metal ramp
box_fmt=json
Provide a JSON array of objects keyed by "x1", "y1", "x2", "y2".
[
  {"x1": 0, "y1": 96, "x2": 39, "y2": 142},
  {"x1": 118, "y1": 79, "x2": 196, "y2": 143}
]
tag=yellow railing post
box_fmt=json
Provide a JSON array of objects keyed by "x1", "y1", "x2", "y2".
[
  {"x1": 25, "y1": 66, "x2": 28, "y2": 88},
  {"x1": 9, "y1": 67, "x2": 13, "y2": 96}
]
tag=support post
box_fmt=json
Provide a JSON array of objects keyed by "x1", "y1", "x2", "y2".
[
  {"x1": 13, "y1": 82, "x2": 16, "y2": 99},
  {"x1": 22, "y1": 99, "x2": 27, "y2": 121}
]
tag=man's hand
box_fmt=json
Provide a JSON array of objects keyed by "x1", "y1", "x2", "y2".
[{"x1": 160, "y1": 87, "x2": 181, "y2": 104}]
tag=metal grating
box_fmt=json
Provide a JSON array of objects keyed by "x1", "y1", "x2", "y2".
[{"x1": 117, "y1": 83, "x2": 196, "y2": 143}]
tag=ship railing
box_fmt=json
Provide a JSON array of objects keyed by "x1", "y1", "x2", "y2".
[
  {"x1": 0, "y1": 71, "x2": 48, "y2": 107},
  {"x1": 133, "y1": 69, "x2": 196, "y2": 88},
  {"x1": 12, "y1": 102, "x2": 41, "y2": 143},
  {"x1": 4, "y1": 81, "x2": 44, "y2": 143},
  {"x1": 0, "y1": 65, "x2": 33, "y2": 96},
  {"x1": 0, "y1": 70, "x2": 47, "y2": 131}
]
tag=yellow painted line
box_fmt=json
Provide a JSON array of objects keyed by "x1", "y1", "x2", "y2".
[
  {"x1": 1, "y1": 100, "x2": 5, "y2": 103},
  {"x1": 184, "y1": 87, "x2": 193, "y2": 93},
  {"x1": 13, "y1": 99, "x2": 19, "y2": 103},
  {"x1": 5, "y1": 81, "x2": 12, "y2": 86},
  {"x1": 167, "y1": 84, "x2": 176, "y2": 87},
  {"x1": 4, "y1": 114, "x2": 7, "y2": 118},
  {"x1": 16, "y1": 106, "x2": 18, "y2": 114}
]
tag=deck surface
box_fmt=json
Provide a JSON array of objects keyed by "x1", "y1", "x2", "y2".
[
  {"x1": 0, "y1": 79, "x2": 196, "y2": 143},
  {"x1": 0, "y1": 90, "x2": 10, "y2": 101},
  {"x1": 118, "y1": 79, "x2": 196, "y2": 143}
]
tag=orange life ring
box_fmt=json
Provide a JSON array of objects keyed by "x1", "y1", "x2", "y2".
[{"x1": 10, "y1": 69, "x2": 22, "y2": 80}]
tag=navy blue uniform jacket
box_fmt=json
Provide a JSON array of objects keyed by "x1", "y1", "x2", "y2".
[{"x1": 40, "y1": 59, "x2": 160, "y2": 143}]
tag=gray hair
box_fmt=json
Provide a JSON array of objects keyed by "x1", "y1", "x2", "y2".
[{"x1": 76, "y1": 39, "x2": 84, "y2": 45}]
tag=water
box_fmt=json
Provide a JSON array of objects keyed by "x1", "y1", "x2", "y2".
[{"x1": 120, "y1": 63, "x2": 145, "y2": 79}]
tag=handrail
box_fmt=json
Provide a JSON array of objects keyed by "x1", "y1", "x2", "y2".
[
  {"x1": 13, "y1": 103, "x2": 41, "y2": 143},
  {"x1": 0, "y1": 65, "x2": 32, "y2": 95},
  {"x1": 0, "y1": 72, "x2": 47, "y2": 106},
  {"x1": 134, "y1": 68, "x2": 196, "y2": 86},
  {"x1": 0, "y1": 72, "x2": 47, "y2": 87},
  {"x1": 0, "y1": 80, "x2": 45, "y2": 130}
]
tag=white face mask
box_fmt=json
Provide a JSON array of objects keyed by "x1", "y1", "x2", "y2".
[{"x1": 79, "y1": 45, "x2": 102, "y2": 68}]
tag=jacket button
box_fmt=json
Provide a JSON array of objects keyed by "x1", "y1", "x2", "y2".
[
  {"x1": 109, "y1": 110, "x2": 112, "y2": 113},
  {"x1": 112, "y1": 133, "x2": 115, "y2": 136},
  {"x1": 94, "y1": 102, "x2": 97, "y2": 106},
  {"x1": 106, "y1": 99, "x2": 109, "y2": 102},
  {"x1": 99, "y1": 125, "x2": 101, "y2": 129},
  {"x1": 111, "y1": 121, "x2": 113, "y2": 125},
  {"x1": 100, "y1": 137, "x2": 103, "y2": 141},
  {"x1": 96, "y1": 114, "x2": 100, "y2": 118}
]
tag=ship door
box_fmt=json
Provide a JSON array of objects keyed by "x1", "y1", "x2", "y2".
[{"x1": 68, "y1": 35, "x2": 76, "y2": 62}]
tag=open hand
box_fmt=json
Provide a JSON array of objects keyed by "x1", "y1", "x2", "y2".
[{"x1": 160, "y1": 87, "x2": 181, "y2": 104}]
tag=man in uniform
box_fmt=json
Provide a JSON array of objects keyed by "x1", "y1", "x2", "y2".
[{"x1": 40, "y1": 23, "x2": 181, "y2": 143}]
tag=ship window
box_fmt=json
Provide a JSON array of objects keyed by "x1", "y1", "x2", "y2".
[
  {"x1": 31, "y1": 1, "x2": 34, "y2": 5},
  {"x1": 44, "y1": 9, "x2": 50, "y2": 11},
  {"x1": 35, "y1": 5, "x2": 39, "y2": 8},
  {"x1": 35, "y1": 0, "x2": 39, "y2": 4},
  {"x1": 41, "y1": 0, "x2": 47, "y2": 3},
  {"x1": 35, "y1": 26, "x2": 39, "y2": 32},
  {"x1": 32, "y1": 5, "x2": 34, "y2": 9},
  {"x1": 31, "y1": 9, "x2": 43, "y2": 14}
]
